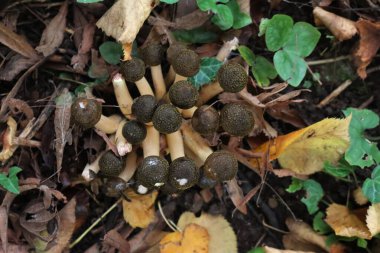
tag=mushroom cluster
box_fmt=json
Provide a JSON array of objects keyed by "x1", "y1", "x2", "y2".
[{"x1": 70, "y1": 42, "x2": 255, "y2": 195}]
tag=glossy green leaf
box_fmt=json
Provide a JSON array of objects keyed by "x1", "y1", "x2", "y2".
[
  {"x1": 77, "y1": 0, "x2": 103, "y2": 3},
  {"x1": 189, "y1": 57, "x2": 223, "y2": 89},
  {"x1": 343, "y1": 108, "x2": 380, "y2": 168},
  {"x1": 313, "y1": 212, "x2": 331, "y2": 234},
  {"x1": 99, "y1": 41, "x2": 123, "y2": 65},
  {"x1": 0, "y1": 166, "x2": 22, "y2": 194},
  {"x1": 323, "y1": 160, "x2": 354, "y2": 178},
  {"x1": 283, "y1": 22, "x2": 320, "y2": 57},
  {"x1": 173, "y1": 28, "x2": 218, "y2": 44},
  {"x1": 247, "y1": 248, "x2": 265, "y2": 253},
  {"x1": 196, "y1": 0, "x2": 217, "y2": 11},
  {"x1": 265, "y1": 14, "x2": 293, "y2": 51},
  {"x1": 211, "y1": 4, "x2": 234, "y2": 30},
  {"x1": 362, "y1": 165, "x2": 380, "y2": 203},
  {"x1": 357, "y1": 238, "x2": 368, "y2": 248},
  {"x1": 301, "y1": 179, "x2": 324, "y2": 214},
  {"x1": 273, "y1": 49, "x2": 307, "y2": 87},
  {"x1": 160, "y1": 0, "x2": 179, "y2": 3},
  {"x1": 286, "y1": 178, "x2": 303, "y2": 193},
  {"x1": 258, "y1": 18, "x2": 270, "y2": 37},
  {"x1": 251, "y1": 56, "x2": 277, "y2": 87},
  {"x1": 227, "y1": 0, "x2": 252, "y2": 29},
  {"x1": 238, "y1": 45, "x2": 255, "y2": 66}
]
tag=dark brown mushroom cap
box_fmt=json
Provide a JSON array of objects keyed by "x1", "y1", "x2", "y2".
[
  {"x1": 220, "y1": 103, "x2": 254, "y2": 136},
  {"x1": 167, "y1": 43, "x2": 187, "y2": 64},
  {"x1": 168, "y1": 157, "x2": 199, "y2": 190},
  {"x1": 203, "y1": 151, "x2": 238, "y2": 182},
  {"x1": 160, "y1": 181, "x2": 182, "y2": 195},
  {"x1": 103, "y1": 177, "x2": 128, "y2": 197},
  {"x1": 172, "y1": 49, "x2": 200, "y2": 77},
  {"x1": 136, "y1": 156, "x2": 169, "y2": 188},
  {"x1": 152, "y1": 104, "x2": 182, "y2": 134},
  {"x1": 120, "y1": 57, "x2": 146, "y2": 82},
  {"x1": 217, "y1": 62, "x2": 248, "y2": 93},
  {"x1": 191, "y1": 105, "x2": 220, "y2": 136},
  {"x1": 131, "y1": 95, "x2": 157, "y2": 123},
  {"x1": 122, "y1": 120, "x2": 147, "y2": 144},
  {"x1": 71, "y1": 98, "x2": 102, "y2": 129},
  {"x1": 139, "y1": 42, "x2": 165, "y2": 66},
  {"x1": 133, "y1": 180, "x2": 152, "y2": 195},
  {"x1": 197, "y1": 166, "x2": 217, "y2": 189},
  {"x1": 168, "y1": 80, "x2": 199, "y2": 109},
  {"x1": 99, "y1": 150, "x2": 124, "y2": 177}
]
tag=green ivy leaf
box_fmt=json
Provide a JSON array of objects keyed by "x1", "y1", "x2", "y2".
[
  {"x1": 286, "y1": 178, "x2": 303, "y2": 193},
  {"x1": 173, "y1": 28, "x2": 218, "y2": 44},
  {"x1": 196, "y1": 0, "x2": 217, "y2": 12},
  {"x1": 251, "y1": 56, "x2": 277, "y2": 87},
  {"x1": 227, "y1": 0, "x2": 252, "y2": 29},
  {"x1": 313, "y1": 212, "x2": 331, "y2": 234},
  {"x1": 238, "y1": 45, "x2": 255, "y2": 66},
  {"x1": 265, "y1": 14, "x2": 293, "y2": 51},
  {"x1": 343, "y1": 108, "x2": 380, "y2": 168},
  {"x1": 284, "y1": 22, "x2": 321, "y2": 57},
  {"x1": 323, "y1": 160, "x2": 354, "y2": 178},
  {"x1": 160, "y1": 0, "x2": 179, "y2": 3},
  {"x1": 246, "y1": 248, "x2": 265, "y2": 253},
  {"x1": 273, "y1": 49, "x2": 307, "y2": 87},
  {"x1": 0, "y1": 166, "x2": 22, "y2": 194},
  {"x1": 357, "y1": 238, "x2": 368, "y2": 249},
  {"x1": 76, "y1": 0, "x2": 103, "y2": 3},
  {"x1": 258, "y1": 18, "x2": 270, "y2": 37},
  {"x1": 211, "y1": 4, "x2": 234, "y2": 30},
  {"x1": 189, "y1": 57, "x2": 223, "y2": 89},
  {"x1": 99, "y1": 41, "x2": 123, "y2": 65},
  {"x1": 362, "y1": 165, "x2": 380, "y2": 203}
]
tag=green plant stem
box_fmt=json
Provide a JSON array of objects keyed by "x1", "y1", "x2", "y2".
[
  {"x1": 307, "y1": 55, "x2": 351, "y2": 66},
  {"x1": 69, "y1": 198, "x2": 122, "y2": 249}
]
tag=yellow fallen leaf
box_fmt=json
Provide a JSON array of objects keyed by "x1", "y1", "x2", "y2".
[
  {"x1": 353, "y1": 187, "x2": 368, "y2": 206},
  {"x1": 264, "y1": 246, "x2": 315, "y2": 253},
  {"x1": 122, "y1": 189, "x2": 158, "y2": 228},
  {"x1": 250, "y1": 117, "x2": 350, "y2": 175},
  {"x1": 159, "y1": 223, "x2": 209, "y2": 253},
  {"x1": 366, "y1": 203, "x2": 380, "y2": 237},
  {"x1": 325, "y1": 204, "x2": 371, "y2": 239}
]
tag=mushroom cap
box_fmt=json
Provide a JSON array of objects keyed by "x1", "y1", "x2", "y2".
[
  {"x1": 168, "y1": 157, "x2": 199, "y2": 190},
  {"x1": 133, "y1": 180, "x2": 152, "y2": 195},
  {"x1": 152, "y1": 104, "x2": 182, "y2": 134},
  {"x1": 122, "y1": 120, "x2": 147, "y2": 144},
  {"x1": 160, "y1": 181, "x2": 182, "y2": 195},
  {"x1": 167, "y1": 43, "x2": 187, "y2": 64},
  {"x1": 203, "y1": 151, "x2": 238, "y2": 182},
  {"x1": 99, "y1": 150, "x2": 124, "y2": 177},
  {"x1": 71, "y1": 98, "x2": 102, "y2": 129},
  {"x1": 120, "y1": 57, "x2": 146, "y2": 82},
  {"x1": 197, "y1": 166, "x2": 217, "y2": 189},
  {"x1": 220, "y1": 103, "x2": 254, "y2": 136},
  {"x1": 131, "y1": 95, "x2": 157, "y2": 123},
  {"x1": 217, "y1": 62, "x2": 248, "y2": 93},
  {"x1": 191, "y1": 105, "x2": 220, "y2": 136},
  {"x1": 103, "y1": 177, "x2": 128, "y2": 197},
  {"x1": 136, "y1": 156, "x2": 169, "y2": 188},
  {"x1": 169, "y1": 80, "x2": 199, "y2": 109},
  {"x1": 139, "y1": 42, "x2": 165, "y2": 66},
  {"x1": 171, "y1": 49, "x2": 200, "y2": 77}
]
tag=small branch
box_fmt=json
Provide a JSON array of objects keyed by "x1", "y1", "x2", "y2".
[
  {"x1": 307, "y1": 55, "x2": 351, "y2": 66},
  {"x1": 317, "y1": 79, "x2": 352, "y2": 108}
]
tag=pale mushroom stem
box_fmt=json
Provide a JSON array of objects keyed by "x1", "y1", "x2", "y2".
[
  {"x1": 82, "y1": 150, "x2": 106, "y2": 181},
  {"x1": 174, "y1": 74, "x2": 187, "y2": 83},
  {"x1": 95, "y1": 115, "x2": 122, "y2": 134},
  {"x1": 115, "y1": 120, "x2": 132, "y2": 156},
  {"x1": 135, "y1": 77, "x2": 155, "y2": 96},
  {"x1": 151, "y1": 65, "x2": 167, "y2": 99},
  {"x1": 181, "y1": 123, "x2": 213, "y2": 163},
  {"x1": 142, "y1": 125, "x2": 160, "y2": 157},
  {"x1": 181, "y1": 106, "x2": 198, "y2": 119},
  {"x1": 166, "y1": 130, "x2": 184, "y2": 161},
  {"x1": 112, "y1": 73, "x2": 133, "y2": 117},
  {"x1": 118, "y1": 150, "x2": 137, "y2": 182},
  {"x1": 165, "y1": 65, "x2": 176, "y2": 86}
]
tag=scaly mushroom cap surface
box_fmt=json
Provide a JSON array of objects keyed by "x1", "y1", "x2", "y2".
[
  {"x1": 191, "y1": 105, "x2": 220, "y2": 136},
  {"x1": 71, "y1": 98, "x2": 102, "y2": 129},
  {"x1": 120, "y1": 57, "x2": 146, "y2": 82},
  {"x1": 167, "y1": 43, "x2": 187, "y2": 64},
  {"x1": 152, "y1": 104, "x2": 182, "y2": 134},
  {"x1": 99, "y1": 150, "x2": 124, "y2": 177},
  {"x1": 136, "y1": 156, "x2": 169, "y2": 188},
  {"x1": 169, "y1": 157, "x2": 199, "y2": 190},
  {"x1": 197, "y1": 166, "x2": 217, "y2": 189},
  {"x1": 203, "y1": 151, "x2": 238, "y2": 182},
  {"x1": 139, "y1": 42, "x2": 165, "y2": 66},
  {"x1": 172, "y1": 49, "x2": 200, "y2": 77},
  {"x1": 131, "y1": 95, "x2": 157, "y2": 123},
  {"x1": 122, "y1": 120, "x2": 147, "y2": 144},
  {"x1": 220, "y1": 103, "x2": 254, "y2": 136},
  {"x1": 217, "y1": 62, "x2": 248, "y2": 93},
  {"x1": 169, "y1": 80, "x2": 199, "y2": 109}
]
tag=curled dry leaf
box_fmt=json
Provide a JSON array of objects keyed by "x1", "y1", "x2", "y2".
[
  {"x1": 325, "y1": 203, "x2": 372, "y2": 239},
  {"x1": 354, "y1": 19, "x2": 380, "y2": 79},
  {"x1": 313, "y1": 7, "x2": 357, "y2": 41},
  {"x1": 103, "y1": 229, "x2": 130, "y2": 253},
  {"x1": 250, "y1": 116, "x2": 351, "y2": 175},
  {"x1": 122, "y1": 189, "x2": 158, "y2": 228},
  {"x1": 226, "y1": 178, "x2": 248, "y2": 215},
  {"x1": 263, "y1": 246, "x2": 315, "y2": 253},
  {"x1": 366, "y1": 203, "x2": 380, "y2": 237},
  {"x1": 353, "y1": 187, "x2": 368, "y2": 206}
]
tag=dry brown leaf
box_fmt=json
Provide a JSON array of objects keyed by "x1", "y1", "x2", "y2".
[
  {"x1": 366, "y1": 203, "x2": 380, "y2": 237},
  {"x1": 123, "y1": 189, "x2": 158, "y2": 228},
  {"x1": 0, "y1": 22, "x2": 38, "y2": 59},
  {"x1": 226, "y1": 178, "x2": 248, "y2": 215},
  {"x1": 0, "y1": 207, "x2": 8, "y2": 253},
  {"x1": 174, "y1": 10, "x2": 211, "y2": 30},
  {"x1": 177, "y1": 212, "x2": 237, "y2": 253},
  {"x1": 325, "y1": 204, "x2": 372, "y2": 239},
  {"x1": 354, "y1": 19, "x2": 380, "y2": 79},
  {"x1": 0, "y1": 54, "x2": 38, "y2": 81},
  {"x1": 264, "y1": 246, "x2": 315, "y2": 253},
  {"x1": 103, "y1": 229, "x2": 130, "y2": 253},
  {"x1": 159, "y1": 224, "x2": 209, "y2": 253},
  {"x1": 96, "y1": 0, "x2": 159, "y2": 44},
  {"x1": 36, "y1": 1, "x2": 68, "y2": 56},
  {"x1": 313, "y1": 7, "x2": 357, "y2": 41}
]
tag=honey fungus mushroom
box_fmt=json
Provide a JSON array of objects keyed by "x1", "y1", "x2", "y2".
[
  {"x1": 171, "y1": 49, "x2": 200, "y2": 82},
  {"x1": 131, "y1": 95, "x2": 157, "y2": 123},
  {"x1": 220, "y1": 103, "x2": 254, "y2": 136},
  {"x1": 191, "y1": 105, "x2": 220, "y2": 136},
  {"x1": 152, "y1": 104, "x2": 182, "y2": 134},
  {"x1": 120, "y1": 57, "x2": 154, "y2": 96},
  {"x1": 71, "y1": 97, "x2": 121, "y2": 134}
]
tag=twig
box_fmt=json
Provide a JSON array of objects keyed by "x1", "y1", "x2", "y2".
[
  {"x1": 307, "y1": 65, "x2": 323, "y2": 86},
  {"x1": 317, "y1": 79, "x2": 352, "y2": 108},
  {"x1": 158, "y1": 201, "x2": 179, "y2": 232},
  {"x1": 307, "y1": 55, "x2": 351, "y2": 66},
  {"x1": 69, "y1": 198, "x2": 122, "y2": 249},
  {"x1": 358, "y1": 96, "x2": 374, "y2": 109}
]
